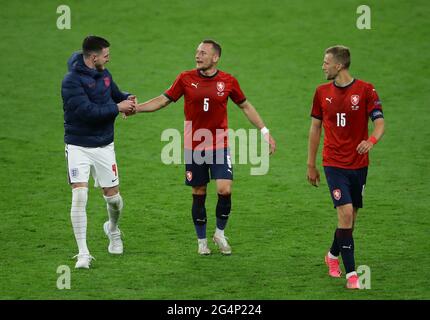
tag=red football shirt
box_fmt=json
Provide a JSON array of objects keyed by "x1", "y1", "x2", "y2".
[
  {"x1": 164, "y1": 69, "x2": 246, "y2": 150},
  {"x1": 311, "y1": 79, "x2": 383, "y2": 169}
]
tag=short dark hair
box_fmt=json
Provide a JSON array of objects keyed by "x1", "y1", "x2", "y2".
[
  {"x1": 82, "y1": 36, "x2": 110, "y2": 57},
  {"x1": 325, "y1": 45, "x2": 351, "y2": 69},
  {"x1": 202, "y1": 39, "x2": 222, "y2": 57}
]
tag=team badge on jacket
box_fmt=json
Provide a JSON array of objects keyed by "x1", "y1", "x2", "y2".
[{"x1": 104, "y1": 77, "x2": 111, "y2": 87}]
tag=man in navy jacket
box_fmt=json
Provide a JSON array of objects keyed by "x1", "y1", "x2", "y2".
[{"x1": 62, "y1": 36, "x2": 135, "y2": 268}]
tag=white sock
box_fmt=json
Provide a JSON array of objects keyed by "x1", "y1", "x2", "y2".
[
  {"x1": 104, "y1": 193, "x2": 123, "y2": 232},
  {"x1": 215, "y1": 227, "x2": 224, "y2": 238},
  {"x1": 71, "y1": 187, "x2": 89, "y2": 255},
  {"x1": 328, "y1": 252, "x2": 338, "y2": 259},
  {"x1": 346, "y1": 271, "x2": 358, "y2": 279}
]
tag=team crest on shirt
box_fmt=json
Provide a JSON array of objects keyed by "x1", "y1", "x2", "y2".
[
  {"x1": 103, "y1": 77, "x2": 111, "y2": 87},
  {"x1": 351, "y1": 95, "x2": 360, "y2": 105},
  {"x1": 217, "y1": 81, "x2": 225, "y2": 96},
  {"x1": 71, "y1": 168, "x2": 79, "y2": 178},
  {"x1": 217, "y1": 82, "x2": 225, "y2": 92},
  {"x1": 333, "y1": 189, "x2": 342, "y2": 201},
  {"x1": 351, "y1": 95, "x2": 360, "y2": 110},
  {"x1": 186, "y1": 171, "x2": 193, "y2": 182}
]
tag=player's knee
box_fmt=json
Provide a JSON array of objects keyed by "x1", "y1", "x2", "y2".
[
  {"x1": 216, "y1": 194, "x2": 231, "y2": 220},
  {"x1": 192, "y1": 186, "x2": 207, "y2": 195},
  {"x1": 341, "y1": 209, "x2": 354, "y2": 220},
  {"x1": 337, "y1": 205, "x2": 354, "y2": 226},
  {"x1": 217, "y1": 187, "x2": 231, "y2": 196},
  {"x1": 72, "y1": 182, "x2": 88, "y2": 189},
  {"x1": 192, "y1": 194, "x2": 207, "y2": 225},
  {"x1": 338, "y1": 204, "x2": 353, "y2": 214},
  {"x1": 103, "y1": 186, "x2": 119, "y2": 197},
  {"x1": 104, "y1": 193, "x2": 123, "y2": 211}
]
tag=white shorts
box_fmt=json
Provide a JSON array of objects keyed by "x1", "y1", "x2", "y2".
[{"x1": 65, "y1": 143, "x2": 119, "y2": 188}]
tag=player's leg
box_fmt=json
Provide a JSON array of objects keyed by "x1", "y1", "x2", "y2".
[
  {"x1": 212, "y1": 179, "x2": 232, "y2": 255},
  {"x1": 337, "y1": 203, "x2": 361, "y2": 289},
  {"x1": 66, "y1": 144, "x2": 94, "y2": 268},
  {"x1": 334, "y1": 167, "x2": 368, "y2": 288},
  {"x1": 192, "y1": 185, "x2": 210, "y2": 254},
  {"x1": 92, "y1": 143, "x2": 123, "y2": 254},
  {"x1": 336, "y1": 203, "x2": 355, "y2": 274},
  {"x1": 341, "y1": 167, "x2": 367, "y2": 287},
  {"x1": 103, "y1": 185, "x2": 122, "y2": 233},
  {"x1": 210, "y1": 148, "x2": 233, "y2": 255},
  {"x1": 324, "y1": 166, "x2": 353, "y2": 279},
  {"x1": 192, "y1": 185, "x2": 210, "y2": 255},
  {"x1": 214, "y1": 179, "x2": 232, "y2": 237},
  {"x1": 186, "y1": 149, "x2": 211, "y2": 254},
  {"x1": 71, "y1": 183, "x2": 90, "y2": 255}
]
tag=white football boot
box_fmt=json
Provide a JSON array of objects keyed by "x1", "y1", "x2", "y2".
[
  {"x1": 73, "y1": 254, "x2": 95, "y2": 269},
  {"x1": 213, "y1": 234, "x2": 232, "y2": 255},
  {"x1": 198, "y1": 238, "x2": 211, "y2": 255},
  {"x1": 103, "y1": 221, "x2": 123, "y2": 254}
]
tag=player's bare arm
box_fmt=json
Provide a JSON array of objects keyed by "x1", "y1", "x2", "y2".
[
  {"x1": 356, "y1": 118, "x2": 385, "y2": 155},
  {"x1": 238, "y1": 100, "x2": 276, "y2": 154},
  {"x1": 307, "y1": 117, "x2": 322, "y2": 187},
  {"x1": 135, "y1": 94, "x2": 171, "y2": 113}
]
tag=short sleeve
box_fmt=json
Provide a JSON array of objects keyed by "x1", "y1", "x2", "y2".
[
  {"x1": 164, "y1": 73, "x2": 185, "y2": 102},
  {"x1": 229, "y1": 77, "x2": 246, "y2": 105},
  {"x1": 366, "y1": 84, "x2": 384, "y2": 121},
  {"x1": 310, "y1": 89, "x2": 322, "y2": 119},
  {"x1": 366, "y1": 83, "x2": 383, "y2": 114}
]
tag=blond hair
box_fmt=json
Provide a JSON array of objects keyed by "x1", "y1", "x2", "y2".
[{"x1": 325, "y1": 45, "x2": 351, "y2": 69}]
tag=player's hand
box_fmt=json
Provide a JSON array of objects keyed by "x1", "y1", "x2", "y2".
[
  {"x1": 307, "y1": 165, "x2": 320, "y2": 187},
  {"x1": 263, "y1": 133, "x2": 276, "y2": 155},
  {"x1": 122, "y1": 96, "x2": 138, "y2": 119},
  {"x1": 356, "y1": 140, "x2": 374, "y2": 154},
  {"x1": 118, "y1": 100, "x2": 136, "y2": 119},
  {"x1": 127, "y1": 95, "x2": 138, "y2": 104},
  {"x1": 123, "y1": 96, "x2": 142, "y2": 119},
  {"x1": 121, "y1": 108, "x2": 137, "y2": 119}
]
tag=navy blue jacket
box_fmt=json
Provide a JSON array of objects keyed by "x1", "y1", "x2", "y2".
[{"x1": 61, "y1": 52, "x2": 130, "y2": 147}]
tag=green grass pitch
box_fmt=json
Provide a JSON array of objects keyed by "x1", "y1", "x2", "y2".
[{"x1": 0, "y1": 0, "x2": 429, "y2": 299}]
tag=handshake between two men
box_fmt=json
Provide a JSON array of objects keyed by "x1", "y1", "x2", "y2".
[
  {"x1": 117, "y1": 95, "x2": 138, "y2": 118},
  {"x1": 117, "y1": 94, "x2": 172, "y2": 119}
]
